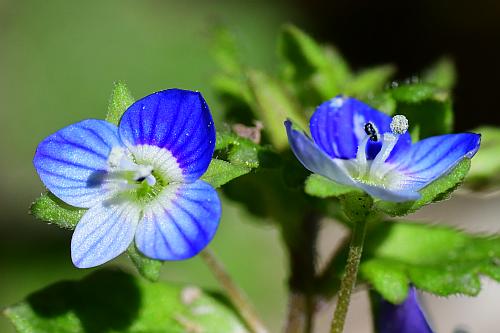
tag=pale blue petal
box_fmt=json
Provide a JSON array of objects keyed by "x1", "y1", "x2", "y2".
[
  {"x1": 33, "y1": 119, "x2": 123, "y2": 208},
  {"x1": 393, "y1": 133, "x2": 481, "y2": 191},
  {"x1": 119, "y1": 89, "x2": 215, "y2": 182},
  {"x1": 310, "y1": 96, "x2": 411, "y2": 161},
  {"x1": 71, "y1": 200, "x2": 141, "y2": 268},
  {"x1": 135, "y1": 180, "x2": 221, "y2": 260},
  {"x1": 357, "y1": 183, "x2": 421, "y2": 202},
  {"x1": 285, "y1": 120, "x2": 355, "y2": 186}
]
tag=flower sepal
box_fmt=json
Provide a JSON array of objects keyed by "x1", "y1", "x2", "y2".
[{"x1": 305, "y1": 173, "x2": 359, "y2": 199}]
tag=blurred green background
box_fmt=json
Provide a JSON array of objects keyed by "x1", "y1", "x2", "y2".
[{"x1": 2, "y1": 1, "x2": 500, "y2": 332}]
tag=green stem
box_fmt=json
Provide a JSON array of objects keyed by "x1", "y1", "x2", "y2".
[
  {"x1": 330, "y1": 218, "x2": 368, "y2": 333},
  {"x1": 200, "y1": 248, "x2": 269, "y2": 333}
]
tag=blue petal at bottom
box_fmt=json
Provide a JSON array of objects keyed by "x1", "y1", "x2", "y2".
[
  {"x1": 135, "y1": 180, "x2": 221, "y2": 260},
  {"x1": 375, "y1": 287, "x2": 434, "y2": 333},
  {"x1": 71, "y1": 200, "x2": 141, "y2": 268}
]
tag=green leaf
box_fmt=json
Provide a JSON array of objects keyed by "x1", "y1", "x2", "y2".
[
  {"x1": 465, "y1": 126, "x2": 500, "y2": 189},
  {"x1": 278, "y1": 24, "x2": 351, "y2": 102},
  {"x1": 360, "y1": 221, "x2": 500, "y2": 302},
  {"x1": 105, "y1": 81, "x2": 135, "y2": 125},
  {"x1": 422, "y1": 57, "x2": 456, "y2": 89},
  {"x1": 30, "y1": 192, "x2": 84, "y2": 230},
  {"x1": 247, "y1": 70, "x2": 307, "y2": 149},
  {"x1": 201, "y1": 159, "x2": 251, "y2": 188},
  {"x1": 126, "y1": 245, "x2": 162, "y2": 282},
  {"x1": 215, "y1": 130, "x2": 280, "y2": 169},
  {"x1": 375, "y1": 159, "x2": 471, "y2": 217},
  {"x1": 361, "y1": 260, "x2": 409, "y2": 303},
  {"x1": 4, "y1": 269, "x2": 248, "y2": 333},
  {"x1": 390, "y1": 83, "x2": 453, "y2": 139},
  {"x1": 304, "y1": 174, "x2": 356, "y2": 198},
  {"x1": 344, "y1": 64, "x2": 396, "y2": 97}
]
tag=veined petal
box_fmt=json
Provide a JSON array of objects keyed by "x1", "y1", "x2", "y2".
[
  {"x1": 118, "y1": 89, "x2": 216, "y2": 182},
  {"x1": 357, "y1": 183, "x2": 421, "y2": 202},
  {"x1": 71, "y1": 199, "x2": 141, "y2": 268},
  {"x1": 309, "y1": 96, "x2": 411, "y2": 161},
  {"x1": 285, "y1": 120, "x2": 355, "y2": 186},
  {"x1": 375, "y1": 287, "x2": 434, "y2": 333},
  {"x1": 393, "y1": 133, "x2": 481, "y2": 191},
  {"x1": 33, "y1": 119, "x2": 123, "y2": 208},
  {"x1": 135, "y1": 180, "x2": 221, "y2": 261}
]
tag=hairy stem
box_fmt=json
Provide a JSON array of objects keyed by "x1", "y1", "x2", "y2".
[
  {"x1": 200, "y1": 248, "x2": 269, "y2": 333},
  {"x1": 330, "y1": 219, "x2": 367, "y2": 333}
]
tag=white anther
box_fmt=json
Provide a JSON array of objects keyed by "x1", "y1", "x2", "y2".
[{"x1": 390, "y1": 115, "x2": 409, "y2": 135}]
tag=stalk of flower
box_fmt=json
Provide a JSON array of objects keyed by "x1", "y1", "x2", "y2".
[
  {"x1": 372, "y1": 286, "x2": 434, "y2": 333},
  {"x1": 284, "y1": 96, "x2": 480, "y2": 333},
  {"x1": 34, "y1": 89, "x2": 221, "y2": 268}
]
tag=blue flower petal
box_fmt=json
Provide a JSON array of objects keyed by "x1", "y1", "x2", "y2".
[
  {"x1": 309, "y1": 96, "x2": 411, "y2": 161},
  {"x1": 393, "y1": 133, "x2": 481, "y2": 191},
  {"x1": 135, "y1": 180, "x2": 221, "y2": 260},
  {"x1": 33, "y1": 119, "x2": 123, "y2": 208},
  {"x1": 119, "y1": 89, "x2": 216, "y2": 183},
  {"x1": 358, "y1": 183, "x2": 421, "y2": 202},
  {"x1": 375, "y1": 287, "x2": 434, "y2": 333},
  {"x1": 285, "y1": 120, "x2": 355, "y2": 186},
  {"x1": 71, "y1": 200, "x2": 141, "y2": 268}
]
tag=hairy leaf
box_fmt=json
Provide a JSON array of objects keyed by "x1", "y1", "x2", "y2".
[
  {"x1": 202, "y1": 159, "x2": 251, "y2": 188},
  {"x1": 361, "y1": 221, "x2": 500, "y2": 303},
  {"x1": 30, "y1": 192, "x2": 84, "y2": 230},
  {"x1": 105, "y1": 81, "x2": 135, "y2": 125},
  {"x1": 4, "y1": 269, "x2": 248, "y2": 333}
]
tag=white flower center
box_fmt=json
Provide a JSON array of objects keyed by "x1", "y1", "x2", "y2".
[
  {"x1": 341, "y1": 115, "x2": 409, "y2": 189},
  {"x1": 101, "y1": 145, "x2": 184, "y2": 199}
]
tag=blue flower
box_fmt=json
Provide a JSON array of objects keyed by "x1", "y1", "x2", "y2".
[
  {"x1": 374, "y1": 286, "x2": 434, "y2": 333},
  {"x1": 33, "y1": 89, "x2": 221, "y2": 268},
  {"x1": 285, "y1": 96, "x2": 481, "y2": 202}
]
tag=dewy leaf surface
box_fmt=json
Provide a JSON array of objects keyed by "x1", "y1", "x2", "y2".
[
  {"x1": 4, "y1": 269, "x2": 248, "y2": 333},
  {"x1": 360, "y1": 221, "x2": 500, "y2": 303}
]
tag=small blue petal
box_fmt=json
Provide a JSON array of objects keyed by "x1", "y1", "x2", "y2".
[
  {"x1": 71, "y1": 200, "x2": 141, "y2": 268},
  {"x1": 33, "y1": 119, "x2": 123, "y2": 208},
  {"x1": 118, "y1": 89, "x2": 216, "y2": 183},
  {"x1": 135, "y1": 180, "x2": 221, "y2": 260},
  {"x1": 393, "y1": 133, "x2": 481, "y2": 191},
  {"x1": 309, "y1": 96, "x2": 411, "y2": 161},
  {"x1": 375, "y1": 286, "x2": 434, "y2": 333},
  {"x1": 285, "y1": 120, "x2": 355, "y2": 186}
]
